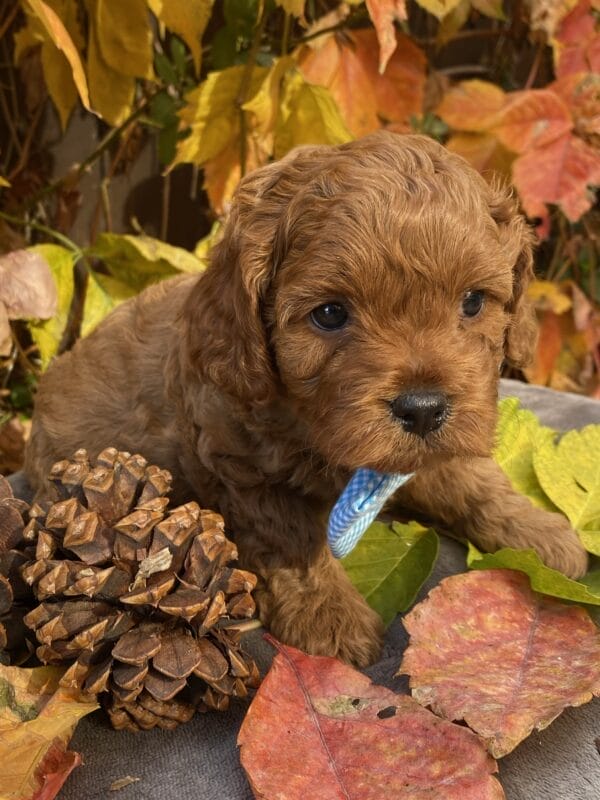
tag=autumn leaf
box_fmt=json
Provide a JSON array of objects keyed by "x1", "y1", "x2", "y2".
[
  {"x1": 274, "y1": 70, "x2": 352, "y2": 159},
  {"x1": 493, "y1": 89, "x2": 573, "y2": 153},
  {"x1": 467, "y1": 543, "x2": 600, "y2": 604},
  {"x1": 0, "y1": 664, "x2": 97, "y2": 800},
  {"x1": 445, "y1": 132, "x2": 513, "y2": 178},
  {"x1": 493, "y1": 397, "x2": 558, "y2": 511},
  {"x1": 529, "y1": 0, "x2": 578, "y2": 37},
  {"x1": 86, "y1": 0, "x2": 136, "y2": 127},
  {"x1": 88, "y1": 233, "x2": 205, "y2": 292},
  {"x1": 239, "y1": 641, "x2": 504, "y2": 799},
  {"x1": 26, "y1": 245, "x2": 75, "y2": 369},
  {"x1": 81, "y1": 271, "x2": 138, "y2": 338},
  {"x1": 148, "y1": 0, "x2": 213, "y2": 74},
  {"x1": 365, "y1": 0, "x2": 408, "y2": 73},
  {"x1": 298, "y1": 28, "x2": 426, "y2": 138},
  {"x1": 528, "y1": 279, "x2": 573, "y2": 314},
  {"x1": 400, "y1": 569, "x2": 600, "y2": 757},
  {"x1": 533, "y1": 424, "x2": 600, "y2": 554},
  {"x1": 0, "y1": 249, "x2": 59, "y2": 357},
  {"x1": 94, "y1": 0, "x2": 153, "y2": 79},
  {"x1": 341, "y1": 521, "x2": 439, "y2": 624},
  {"x1": 25, "y1": 0, "x2": 91, "y2": 113},
  {"x1": 512, "y1": 132, "x2": 600, "y2": 226},
  {"x1": 551, "y1": 73, "x2": 600, "y2": 140},
  {"x1": 436, "y1": 79, "x2": 507, "y2": 132},
  {"x1": 552, "y1": 0, "x2": 600, "y2": 77},
  {"x1": 275, "y1": 0, "x2": 306, "y2": 18},
  {"x1": 414, "y1": 0, "x2": 464, "y2": 19}
]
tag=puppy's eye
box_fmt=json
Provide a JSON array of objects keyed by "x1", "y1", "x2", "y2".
[
  {"x1": 310, "y1": 303, "x2": 349, "y2": 331},
  {"x1": 461, "y1": 290, "x2": 485, "y2": 318}
]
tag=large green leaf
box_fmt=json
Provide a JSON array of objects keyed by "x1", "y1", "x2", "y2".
[
  {"x1": 342, "y1": 521, "x2": 439, "y2": 625},
  {"x1": 533, "y1": 425, "x2": 600, "y2": 555},
  {"x1": 27, "y1": 244, "x2": 75, "y2": 368},
  {"x1": 467, "y1": 542, "x2": 600, "y2": 605},
  {"x1": 493, "y1": 397, "x2": 557, "y2": 511},
  {"x1": 81, "y1": 271, "x2": 138, "y2": 338},
  {"x1": 88, "y1": 233, "x2": 205, "y2": 292}
]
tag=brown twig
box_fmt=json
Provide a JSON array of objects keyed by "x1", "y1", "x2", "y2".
[
  {"x1": 0, "y1": 2, "x2": 20, "y2": 43},
  {"x1": 7, "y1": 102, "x2": 44, "y2": 181},
  {"x1": 524, "y1": 42, "x2": 543, "y2": 90}
]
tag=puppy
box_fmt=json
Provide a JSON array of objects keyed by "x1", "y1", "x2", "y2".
[{"x1": 25, "y1": 132, "x2": 588, "y2": 667}]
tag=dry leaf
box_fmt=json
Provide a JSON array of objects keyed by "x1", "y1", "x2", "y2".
[
  {"x1": 0, "y1": 417, "x2": 32, "y2": 476},
  {"x1": 365, "y1": 0, "x2": 408, "y2": 73},
  {"x1": 239, "y1": 640, "x2": 505, "y2": 799},
  {"x1": 400, "y1": 570, "x2": 600, "y2": 757},
  {"x1": 110, "y1": 776, "x2": 141, "y2": 791},
  {"x1": 0, "y1": 664, "x2": 98, "y2": 800}
]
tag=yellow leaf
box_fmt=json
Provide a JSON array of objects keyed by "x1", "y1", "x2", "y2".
[
  {"x1": 528, "y1": 279, "x2": 573, "y2": 314},
  {"x1": 275, "y1": 0, "x2": 306, "y2": 17},
  {"x1": 0, "y1": 664, "x2": 97, "y2": 800},
  {"x1": 274, "y1": 70, "x2": 352, "y2": 159},
  {"x1": 26, "y1": 0, "x2": 91, "y2": 111},
  {"x1": 95, "y1": 0, "x2": 153, "y2": 79},
  {"x1": 445, "y1": 131, "x2": 514, "y2": 178},
  {"x1": 471, "y1": 0, "x2": 506, "y2": 17},
  {"x1": 86, "y1": 0, "x2": 135, "y2": 126},
  {"x1": 174, "y1": 65, "x2": 267, "y2": 166},
  {"x1": 0, "y1": 177, "x2": 10, "y2": 187},
  {"x1": 13, "y1": 18, "x2": 44, "y2": 63},
  {"x1": 148, "y1": 0, "x2": 213, "y2": 73},
  {"x1": 27, "y1": 244, "x2": 75, "y2": 369},
  {"x1": 81, "y1": 271, "x2": 138, "y2": 338},
  {"x1": 194, "y1": 221, "x2": 221, "y2": 263},
  {"x1": 413, "y1": 0, "x2": 464, "y2": 19},
  {"x1": 437, "y1": 79, "x2": 507, "y2": 131},
  {"x1": 243, "y1": 56, "x2": 296, "y2": 135}
]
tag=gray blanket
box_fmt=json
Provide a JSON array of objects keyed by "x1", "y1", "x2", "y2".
[{"x1": 9, "y1": 379, "x2": 600, "y2": 799}]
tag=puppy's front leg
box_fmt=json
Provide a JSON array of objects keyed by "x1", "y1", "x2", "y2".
[
  {"x1": 396, "y1": 457, "x2": 588, "y2": 579},
  {"x1": 223, "y1": 486, "x2": 384, "y2": 667}
]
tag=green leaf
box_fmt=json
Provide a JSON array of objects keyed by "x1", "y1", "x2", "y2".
[
  {"x1": 88, "y1": 233, "x2": 205, "y2": 292},
  {"x1": 493, "y1": 397, "x2": 557, "y2": 511},
  {"x1": 81, "y1": 271, "x2": 138, "y2": 338},
  {"x1": 467, "y1": 542, "x2": 600, "y2": 605},
  {"x1": 342, "y1": 521, "x2": 439, "y2": 625},
  {"x1": 27, "y1": 244, "x2": 75, "y2": 369},
  {"x1": 533, "y1": 425, "x2": 600, "y2": 555}
]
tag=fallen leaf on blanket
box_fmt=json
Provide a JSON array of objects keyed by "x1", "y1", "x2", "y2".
[
  {"x1": 110, "y1": 775, "x2": 141, "y2": 791},
  {"x1": 467, "y1": 543, "x2": 600, "y2": 604},
  {"x1": 399, "y1": 570, "x2": 600, "y2": 757},
  {"x1": 239, "y1": 640, "x2": 505, "y2": 799},
  {"x1": 0, "y1": 663, "x2": 98, "y2": 800},
  {"x1": 532, "y1": 425, "x2": 600, "y2": 555},
  {"x1": 342, "y1": 521, "x2": 439, "y2": 625},
  {"x1": 493, "y1": 398, "x2": 557, "y2": 511}
]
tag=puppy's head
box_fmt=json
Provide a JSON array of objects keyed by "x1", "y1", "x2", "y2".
[{"x1": 185, "y1": 132, "x2": 536, "y2": 473}]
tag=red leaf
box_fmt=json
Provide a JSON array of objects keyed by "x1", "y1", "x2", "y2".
[
  {"x1": 493, "y1": 89, "x2": 573, "y2": 154},
  {"x1": 32, "y1": 743, "x2": 81, "y2": 800},
  {"x1": 400, "y1": 570, "x2": 600, "y2": 758},
  {"x1": 554, "y1": 0, "x2": 600, "y2": 77},
  {"x1": 239, "y1": 640, "x2": 504, "y2": 799},
  {"x1": 512, "y1": 131, "x2": 600, "y2": 223},
  {"x1": 365, "y1": 0, "x2": 408, "y2": 73}
]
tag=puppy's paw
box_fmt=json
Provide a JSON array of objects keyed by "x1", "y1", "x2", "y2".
[
  {"x1": 257, "y1": 572, "x2": 384, "y2": 668},
  {"x1": 531, "y1": 511, "x2": 588, "y2": 579}
]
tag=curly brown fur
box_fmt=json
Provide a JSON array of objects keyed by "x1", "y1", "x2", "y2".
[{"x1": 25, "y1": 132, "x2": 587, "y2": 667}]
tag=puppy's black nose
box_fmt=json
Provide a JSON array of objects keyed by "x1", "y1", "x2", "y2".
[{"x1": 391, "y1": 391, "x2": 449, "y2": 438}]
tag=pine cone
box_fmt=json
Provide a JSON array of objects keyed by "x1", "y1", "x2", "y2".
[
  {"x1": 21, "y1": 448, "x2": 260, "y2": 731},
  {"x1": 0, "y1": 475, "x2": 36, "y2": 665}
]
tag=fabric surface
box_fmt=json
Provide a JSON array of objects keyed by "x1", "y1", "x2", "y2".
[{"x1": 9, "y1": 379, "x2": 600, "y2": 800}]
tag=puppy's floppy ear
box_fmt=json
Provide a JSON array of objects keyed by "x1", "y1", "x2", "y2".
[
  {"x1": 488, "y1": 187, "x2": 538, "y2": 369},
  {"x1": 182, "y1": 147, "x2": 325, "y2": 405}
]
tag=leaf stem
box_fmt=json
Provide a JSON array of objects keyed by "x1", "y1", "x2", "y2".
[
  {"x1": 0, "y1": 210, "x2": 83, "y2": 258},
  {"x1": 281, "y1": 12, "x2": 291, "y2": 56},
  {"x1": 236, "y1": 0, "x2": 267, "y2": 177}
]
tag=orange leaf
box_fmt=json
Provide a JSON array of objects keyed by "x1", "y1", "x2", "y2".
[
  {"x1": 400, "y1": 570, "x2": 600, "y2": 758},
  {"x1": 551, "y1": 73, "x2": 600, "y2": 139},
  {"x1": 493, "y1": 89, "x2": 573, "y2": 153},
  {"x1": 512, "y1": 131, "x2": 600, "y2": 223},
  {"x1": 365, "y1": 0, "x2": 408, "y2": 73},
  {"x1": 436, "y1": 80, "x2": 507, "y2": 132},
  {"x1": 524, "y1": 309, "x2": 564, "y2": 385},
  {"x1": 239, "y1": 640, "x2": 504, "y2": 800},
  {"x1": 298, "y1": 28, "x2": 425, "y2": 137},
  {"x1": 445, "y1": 131, "x2": 514, "y2": 178}
]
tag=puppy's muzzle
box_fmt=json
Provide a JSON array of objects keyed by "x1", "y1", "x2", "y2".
[{"x1": 391, "y1": 390, "x2": 449, "y2": 438}]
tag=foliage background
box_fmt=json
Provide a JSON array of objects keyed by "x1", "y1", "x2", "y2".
[{"x1": 0, "y1": 0, "x2": 599, "y2": 472}]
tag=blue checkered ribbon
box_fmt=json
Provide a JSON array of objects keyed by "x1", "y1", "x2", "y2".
[{"x1": 327, "y1": 469, "x2": 414, "y2": 558}]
